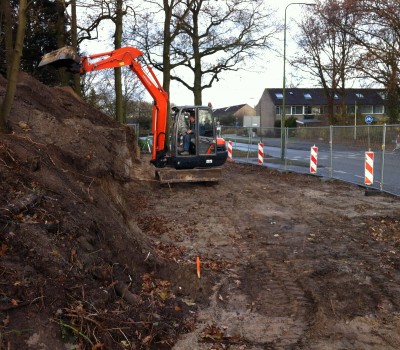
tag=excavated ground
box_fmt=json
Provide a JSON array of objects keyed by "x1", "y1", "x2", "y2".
[{"x1": 0, "y1": 73, "x2": 400, "y2": 350}]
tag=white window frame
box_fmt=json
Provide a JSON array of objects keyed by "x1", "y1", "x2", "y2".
[
  {"x1": 359, "y1": 105, "x2": 373, "y2": 114},
  {"x1": 304, "y1": 105, "x2": 312, "y2": 114},
  {"x1": 291, "y1": 106, "x2": 303, "y2": 115}
]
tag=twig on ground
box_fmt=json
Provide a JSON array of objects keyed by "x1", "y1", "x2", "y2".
[
  {"x1": 0, "y1": 158, "x2": 12, "y2": 168},
  {"x1": 52, "y1": 318, "x2": 94, "y2": 346},
  {"x1": 13, "y1": 134, "x2": 45, "y2": 147},
  {"x1": 330, "y1": 297, "x2": 337, "y2": 316}
]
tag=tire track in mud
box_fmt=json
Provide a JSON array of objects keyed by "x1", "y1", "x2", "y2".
[
  {"x1": 208, "y1": 183, "x2": 315, "y2": 348},
  {"x1": 172, "y1": 224, "x2": 314, "y2": 349},
  {"x1": 287, "y1": 216, "x2": 400, "y2": 350},
  {"x1": 229, "y1": 234, "x2": 314, "y2": 349},
  {"x1": 226, "y1": 188, "x2": 397, "y2": 349},
  {"x1": 190, "y1": 182, "x2": 316, "y2": 349}
]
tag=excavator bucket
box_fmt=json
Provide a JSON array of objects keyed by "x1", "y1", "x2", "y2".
[{"x1": 38, "y1": 46, "x2": 81, "y2": 73}]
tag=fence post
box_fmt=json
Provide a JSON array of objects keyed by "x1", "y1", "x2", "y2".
[
  {"x1": 329, "y1": 125, "x2": 333, "y2": 178},
  {"x1": 247, "y1": 127, "x2": 252, "y2": 159},
  {"x1": 284, "y1": 127, "x2": 288, "y2": 171},
  {"x1": 380, "y1": 124, "x2": 386, "y2": 192}
]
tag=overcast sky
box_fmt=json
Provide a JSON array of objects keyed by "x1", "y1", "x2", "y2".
[{"x1": 81, "y1": 1, "x2": 315, "y2": 109}]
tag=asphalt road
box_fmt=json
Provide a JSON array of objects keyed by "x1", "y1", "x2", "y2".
[{"x1": 230, "y1": 140, "x2": 400, "y2": 196}]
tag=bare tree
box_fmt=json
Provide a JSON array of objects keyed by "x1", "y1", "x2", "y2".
[
  {"x1": 294, "y1": 0, "x2": 359, "y2": 124},
  {"x1": 130, "y1": 0, "x2": 278, "y2": 105},
  {"x1": 114, "y1": 0, "x2": 124, "y2": 123},
  {"x1": 127, "y1": 0, "x2": 194, "y2": 118},
  {"x1": 174, "y1": 0, "x2": 278, "y2": 105},
  {"x1": 341, "y1": 0, "x2": 400, "y2": 123},
  {"x1": 75, "y1": 0, "x2": 137, "y2": 122},
  {"x1": 159, "y1": 0, "x2": 194, "y2": 112}
]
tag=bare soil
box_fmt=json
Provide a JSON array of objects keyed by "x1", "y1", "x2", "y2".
[{"x1": 1, "y1": 73, "x2": 400, "y2": 350}]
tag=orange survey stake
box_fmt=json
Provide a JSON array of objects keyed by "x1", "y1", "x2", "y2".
[{"x1": 196, "y1": 256, "x2": 201, "y2": 279}]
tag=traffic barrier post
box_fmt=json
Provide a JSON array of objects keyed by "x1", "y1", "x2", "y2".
[
  {"x1": 228, "y1": 141, "x2": 233, "y2": 160},
  {"x1": 258, "y1": 143, "x2": 264, "y2": 164},
  {"x1": 310, "y1": 145, "x2": 318, "y2": 174},
  {"x1": 365, "y1": 151, "x2": 374, "y2": 185}
]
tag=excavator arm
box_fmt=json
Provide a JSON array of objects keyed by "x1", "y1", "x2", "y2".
[
  {"x1": 39, "y1": 46, "x2": 168, "y2": 167},
  {"x1": 80, "y1": 47, "x2": 169, "y2": 167}
]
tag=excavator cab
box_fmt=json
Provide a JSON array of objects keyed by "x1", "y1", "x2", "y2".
[{"x1": 169, "y1": 106, "x2": 227, "y2": 170}]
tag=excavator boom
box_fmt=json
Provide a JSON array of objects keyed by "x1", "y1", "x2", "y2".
[
  {"x1": 39, "y1": 46, "x2": 168, "y2": 167},
  {"x1": 39, "y1": 46, "x2": 228, "y2": 183}
]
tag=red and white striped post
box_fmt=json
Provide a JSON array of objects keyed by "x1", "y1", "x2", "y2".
[
  {"x1": 365, "y1": 151, "x2": 374, "y2": 185},
  {"x1": 258, "y1": 143, "x2": 264, "y2": 164},
  {"x1": 310, "y1": 145, "x2": 318, "y2": 174},
  {"x1": 227, "y1": 141, "x2": 233, "y2": 160}
]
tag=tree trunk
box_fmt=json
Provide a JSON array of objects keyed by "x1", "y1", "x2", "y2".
[
  {"x1": 56, "y1": 0, "x2": 68, "y2": 85},
  {"x1": 114, "y1": 0, "x2": 124, "y2": 123},
  {"x1": 70, "y1": 0, "x2": 81, "y2": 96},
  {"x1": 385, "y1": 62, "x2": 399, "y2": 124},
  {"x1": 189, "y1": 5, "x2": 202, "y2": 105},
  {"x1": 1, "y1": 0, "x2": 13, "y2": 79},
  {"x1": 0, "y1": 0, "x2": 28, "y2": 132},
  {"x1": 162, "y1": 0, "x2": 172, "y2": 109},
  {"x1": 162, "y1": 0, "x2": 173, "y2": 145},
  {"x1": 193, "y1": 30, "x2": 202, "y2": 105}
]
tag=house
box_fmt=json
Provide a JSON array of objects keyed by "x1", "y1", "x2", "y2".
[
  {"x1": 213, "y1": 104, "x2": 256, "y2": 126},
  {"x1": 255, "y1": 88, "x2": 387, "y2": 128}
]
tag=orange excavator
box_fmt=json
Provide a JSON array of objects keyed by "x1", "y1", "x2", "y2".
[{"x1": 39, "y1": 46, "x2": 228, "y2": 183}]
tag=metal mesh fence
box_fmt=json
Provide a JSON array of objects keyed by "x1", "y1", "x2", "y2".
[{"x1": 222, "y1": 124, "x2": 400, "y2": 196}]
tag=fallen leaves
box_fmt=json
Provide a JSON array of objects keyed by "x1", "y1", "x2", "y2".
[
  {"x1": 2, "y1": 315, "x2": 10, "y2": 327},
  {"x1": 200, "y1": 323, "x2": 225, "y2": 341},
  {"x1": 199, "y1": 323, "x2": 245, "y2": 346},
  {"x1": 153, "y1": 242, "x2": 186, "y2": 261},
  {"x1": 367, "y1": 216, "x2": 400, "y2": 244},
  {"x1": 18, "y1": 121, "x2": 31, "y2": 131},
  {"x1": 141, "y1": 272, "x2": 174, "y2": 302},
  {"x1": 203, "y1": 258, "x2": 233, "y2": 272},
  {"x1": 0, "y1": 243, "x2": 7, "y2": 257}
]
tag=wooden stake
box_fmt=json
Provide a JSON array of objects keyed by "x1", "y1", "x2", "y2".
[{"x1": 196, "y1": 256, "x2": 201, "y2": 279}]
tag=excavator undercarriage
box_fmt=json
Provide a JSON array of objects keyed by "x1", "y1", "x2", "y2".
[{"x1": 155, "y1": 167, "x2": 222, "y2": 184}]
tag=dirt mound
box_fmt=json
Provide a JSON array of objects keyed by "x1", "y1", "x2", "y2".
[{"x1": 0, "y1": 73, "x2": 207, "y2": 349}]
